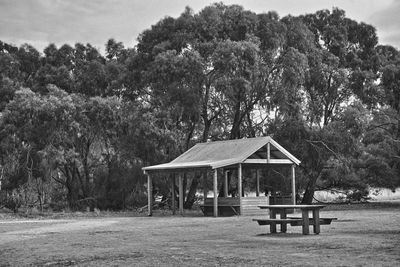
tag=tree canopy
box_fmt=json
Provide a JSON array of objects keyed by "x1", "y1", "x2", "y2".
[{"x1": 0, "y1": 3, "x2": 399, "y2": 212}]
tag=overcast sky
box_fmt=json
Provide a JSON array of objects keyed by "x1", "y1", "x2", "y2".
[{"x1": 0, "y1": 0, "x2": 399, "y2": 53}]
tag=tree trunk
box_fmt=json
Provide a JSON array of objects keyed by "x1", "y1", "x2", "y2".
[
  {"x1": 64, "y1": 166, "x2": 80, "y2": 210},
  {"x1": 203, "y1": 119, "x2": 211, "y2": 142},
  {"x1": 184, "y1": 175, "x2": 200, "y2": 209},
  {"x1": 82, "y1": 140, "x2": 92, "y2": 201},
  {"x1": 301, "y1": 175, "x2": 318, "y2": 204},
  {"x1": 230, "y1": 100, "x2": 242, "y2": 139},
  {"x1": 66, "y1": 184, "x2": 76, "y2": 210},
  {"x1": 183, "y1": 107, "x2": 214, "y2": 209},
  {"x1": 184, "y1": 117, "x2": 196, "y2": 150},
  {"x1": 35, "y1": 178, "x2": 44, "y2": 212},
  {"x1": 218, "y1": 183, "x2": 225, "y2": 197},
  {"x1": 397, "y1": 113, "x2": 400, "y2": 140},
  {"x1": 246, "y1": 111, "x2": 256, "y2": 137}
]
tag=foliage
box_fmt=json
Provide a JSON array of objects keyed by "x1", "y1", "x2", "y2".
[{"x1": 1, "y1": 3, "x2": 400, "y2": 211}]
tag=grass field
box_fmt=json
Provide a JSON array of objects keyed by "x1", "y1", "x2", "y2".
[{"x1": 0, "y1": 203, "x2": 399, "y2": 266}]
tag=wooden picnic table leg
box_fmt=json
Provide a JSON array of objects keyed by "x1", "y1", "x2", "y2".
[
  {"x1": 313, "y1": 209, "x2": 321, "y2": 234},
  {"x1": 301, "y1": 209, "x2": 310, "y2": 235},
  {"x1": 280, "y1": 209, "x2": 287, "y2": 233},
  {"x1": 270, "y1": 209, "x2": 277, "y2": 233}
]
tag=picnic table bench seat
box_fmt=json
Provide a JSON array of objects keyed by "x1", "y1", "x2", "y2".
[
  {"x1": 252, "y1": 218, "x2": 302, "y2": 226},
  {"x1": 253, "y1": 217, "x2": 337, "y2": 227},
  {"x1": 287, "y1": 216, "x2": 337, "y2": 226}
]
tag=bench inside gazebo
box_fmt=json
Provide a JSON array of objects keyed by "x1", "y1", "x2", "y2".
[{"x1": 142, "y1": 136, "x2": 300, "y2": 217}]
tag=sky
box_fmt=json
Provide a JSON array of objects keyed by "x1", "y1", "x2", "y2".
[{"x1": 0, "y1": 0, "x2": 399, "y2": 53}]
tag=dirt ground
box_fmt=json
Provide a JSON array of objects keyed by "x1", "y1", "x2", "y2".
[{"x1": 0, "y1": 203, "x2": 399, "y2": 266}]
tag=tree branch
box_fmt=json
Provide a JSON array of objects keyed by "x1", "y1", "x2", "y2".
[{"x1": 305, "y1": 139, "x2": 341, "y2": 160}]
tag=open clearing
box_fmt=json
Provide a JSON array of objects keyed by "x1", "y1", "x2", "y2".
[{"x1": 0, "y1": 203, "x2": 399, "y2": 266}]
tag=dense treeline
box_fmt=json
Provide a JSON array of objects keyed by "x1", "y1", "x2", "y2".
[{"x1": 1, "y1": 3, "x2": 400, "y2": 212}]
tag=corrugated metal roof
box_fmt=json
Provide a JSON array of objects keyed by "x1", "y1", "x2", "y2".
[{"x1": 142, "y1": 136, "x2": 300, "y2": 172}]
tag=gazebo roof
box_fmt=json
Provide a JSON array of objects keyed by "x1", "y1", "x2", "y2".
[{"x1": 142, "y1": 136, "x2": 300, "y2": 172}]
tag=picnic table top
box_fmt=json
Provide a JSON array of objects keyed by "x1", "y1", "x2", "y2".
[{"x1": 258, "y1": 204, "x2": 326, "y2": 209}]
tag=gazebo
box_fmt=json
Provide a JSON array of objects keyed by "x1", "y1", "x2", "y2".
[{"x1": 142, "y1": 136, "x2": 300, "y2": 217}]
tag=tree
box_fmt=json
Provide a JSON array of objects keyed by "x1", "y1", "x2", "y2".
[
  {"x1": 134, "y1": 4, "x2": 274, "y2": 206},
  {"x1": 135, "y1": 4, "x2": 381, "y2": 207},
  {"x1": 105, "y1": 39, "x2": 126, "y2": 61},
  {"x1": 304, "y1": 48, "x2": 350, "y2": 127},
  {"x1": 0, "y1": 40, "x2": 149, "y2": 211},
  {"x1": 358, "y1": 107, "x2": 400, "y2": 191},
  {"x1": 353, "y1": 45, "x2": 400, "y2": 192},
  {"x1": 1, "y1": 86, "x2": 123, "y2": 208},
  {"x1": 283, "y1": 8, "x2": 382, "y2": 202},
  {"x1": 1, "y1": 3, "x2": 399, "y2": 211}
]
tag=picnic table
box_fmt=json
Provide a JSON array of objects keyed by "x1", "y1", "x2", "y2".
[{"x1": 253, "y1": 204, "x2": 334, "y2": 235}]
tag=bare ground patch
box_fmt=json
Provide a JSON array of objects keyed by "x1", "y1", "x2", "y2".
[{"x1": 0, "y1": 205, "x2": 399, "y2": 266}]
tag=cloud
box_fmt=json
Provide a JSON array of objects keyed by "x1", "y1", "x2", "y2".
[
  {"x1": 369, "y1": 0, "x2": 400, "y2": 48},
  {"x1": 0, "y1": 0, "x2": 399, "y2": 52},
  {"x1": 0, "y1": 0, "x2": 128, "y2": 51}
]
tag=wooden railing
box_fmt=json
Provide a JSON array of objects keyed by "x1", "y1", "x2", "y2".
[
  {"x1": 241, "y1": 196, "x2": 269, "y2": 215},
  {"x1": 202, "y1": 196, "x2": 269, "y2": 216}
]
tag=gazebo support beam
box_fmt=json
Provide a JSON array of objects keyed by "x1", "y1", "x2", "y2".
[
  {"x1": 213, "y1": 169, "x2": 218, "y2": 217},
  {"x1": 171, "y1": 174, "x2": 176, "y2": 215},
  {"x1": 147, "y1": 173, "x2": 152, "y2": 216},
  {"x1": 224, "y1": 170, "x2": 229, "y2": 197},
  {"x1": 179, "y1": 174, "x2": 184, "y2": 215},
  {"x1": 238, "y1": 163, "x2": 242, "y2": 215},
  {"x1": 256, "y1": 169, "x2": 260, "y2": 197},
  {"x1": 291, "y1": 164, "x2": 296, "y2": 205}
]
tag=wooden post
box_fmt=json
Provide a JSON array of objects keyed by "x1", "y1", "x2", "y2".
[
  {"x1": 256, "y1": 169, "x2": 260, "y2": 197},
  {"x1": 291, "y1": 164, "x2": 296, "y2": 205},
  {"x1": 171, "y1": 174, "x2": 176, "y2": 215},
  {"x1": 302, "y1": 209, "x2": 310, "y2": 235},
  {"x1": 238, "y1": 163, "x2": 242, "y2": 215},
  {"x1": 312, "y1": 209, "x2": 320, "y2": 234},
  {"x1": 178, "y1": 174, "x2": 184, "y2": 215},
  {"x1": 270, "y1": 209, "x2": 277, "y2": 233},
  {"x1": 267, "y1": 142, "x2": 271, "y2": 163},
  {"x1": 224, "y1": 170, "x2": 229, "y2": 197},
  {"x1": 280, "y1": 209, "x2": 287, "y2": 233},
  {"x1": 147, "y1": 173, "x2": 152, "y2": 216},
  {"x1": 213, "y1": 168, "x2": 218, "y2": 217}
]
